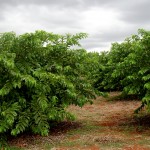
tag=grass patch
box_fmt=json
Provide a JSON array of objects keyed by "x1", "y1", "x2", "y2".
[
  {"x1": 9, "y1": 146, "x2": 24, "y2": 150},
  {"x1": 59, "y1": 140, "x2": 83, "y2": 147},
  {"x1": 99, "y1": 141, "x2": 124, "y2": 149},
  {"x1": 67, "y1": 122, "x2": 103, "y2": 135},
  {"x1": 44, "y1": 143, "x2": 55, "y2": 150},
  {"x1": 138, "y1": 138, "x2": 150, "y2": 146}
]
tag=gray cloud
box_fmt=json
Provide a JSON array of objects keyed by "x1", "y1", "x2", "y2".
[
  {"x1": 81, "y1": 39, "x2": 111, "y2": 52},
  {"x1": 0, "y1": 0, "x2": 150, "y2": 52}
]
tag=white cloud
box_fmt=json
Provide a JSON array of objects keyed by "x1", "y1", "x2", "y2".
[{"x1": 0, "y1": 0, "x2": 150, "y2": 52}]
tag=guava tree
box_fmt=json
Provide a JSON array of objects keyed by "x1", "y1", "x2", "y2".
[
  {"x1": 95, "y1": 29, "x2": 150, "y2": 112},
  {"x1": 0, "y1": 31, "x2": 96, "y2": 148}
]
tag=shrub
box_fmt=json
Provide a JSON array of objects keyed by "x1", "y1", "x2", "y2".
[{"x1": 0, "y1": 31, "x2": 96, "y2": 148}]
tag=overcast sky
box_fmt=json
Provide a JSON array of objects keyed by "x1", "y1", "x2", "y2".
[{"x1": 0, "y1": 0, "x2": 150, "y2": 52}]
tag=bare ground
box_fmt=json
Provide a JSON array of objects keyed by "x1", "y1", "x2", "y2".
[{"x1": 9, "y1": 92, "x2": 150, "y2": 150}]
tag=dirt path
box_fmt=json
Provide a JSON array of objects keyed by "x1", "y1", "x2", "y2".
[{"x1": 10, "y1": 92, "x2": 150, "y2": 150}]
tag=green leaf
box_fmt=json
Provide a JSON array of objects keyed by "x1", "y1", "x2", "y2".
[
  {"x1": 143, "y1": 74, "x2": 150, "y2": 81},
  {"x1": 37, "y1": 95, "x2": 48, "y2": 111},
  {"x1": 144, "y1": 82, "x2": 150, "y2": 89}
]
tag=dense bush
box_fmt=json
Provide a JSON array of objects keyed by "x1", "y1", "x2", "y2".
[
  {"x1": 95, "y1": 29, "x2": 150, "y2": 112},
  {"x1": 2, "y1": 28, "x2": 150, "y2": 149},
  {"x1": 0, "y1": 31, "x2": 96, "y2": 148}
]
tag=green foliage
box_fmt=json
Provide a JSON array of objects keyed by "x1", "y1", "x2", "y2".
[
  {"x1": 95, "y1": 29, "x2": 150, "y2": 112},
  {"x1": 0, "y1": 31, "x2": 96, "y2": 147},
  {"x1": 3, "y1": 28, "x2": 150, "y2": 148}
]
